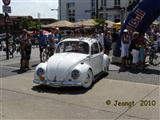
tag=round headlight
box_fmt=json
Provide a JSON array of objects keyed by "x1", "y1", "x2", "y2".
[
  {"x1": 71, "y1": 69, "x2": 80, "y2": 79},
  {"x1": 36, "y1": 68, "x2": 44, "y2": 76}
]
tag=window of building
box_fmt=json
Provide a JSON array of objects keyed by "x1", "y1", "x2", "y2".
[
  {"x1": 91, "y1": 12, "x2": 96, "y2": 18},
  {"x1": 69, "y1": 18, "x2": 75, "y2": 22},
  {"x1": 67, "y1": 2, "x2": 75, "y2": 9},
  {"x1": 114, "y1": 0, "x2": 120, "y2": 6},
  {"x1": 101, "y1": 0, "x2": 104, "y2": 7},
  {"x1": 100, "y1": 0, "x2": 107, "y2": 9},
  {"x1": 66, "y1": 2, "x2": 75, "y2": 22},
  {"x1": 99, "y1": 13, "x2": 103, "y2": 19},
  {"x1": 91, "y1": 0, "x2": 95, "y2": 8},
  {"x1": 105, "y1": 13, "x2": 108, "y2": 19},
  {"x1": 104, "y1": 0, "x2": 107, "y2": 7},
  {"x1": 114, "y1": 14, "x2": 120, "y2": 22}
]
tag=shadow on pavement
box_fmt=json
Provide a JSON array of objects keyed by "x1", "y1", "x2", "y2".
[
  {"x1": 128, "y1": 68, "x2": 160, "y2": 75},
  {"x1": 114, "y1": 63, "x2": 160, "y2": 75},
  {"x1": 32, "y1": 85, "x2": 89, "y2": 95},
  {"x1": 32, "y1": 72, "x2": 108, "y2": 95},
  {"x1": 31, "y1": 63, "x2": 38, "y2": 68},
  {"x1": 12, "y1": 69, "x2": 31, "y2": 74}
]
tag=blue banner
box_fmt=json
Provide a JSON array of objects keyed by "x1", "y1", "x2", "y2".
[
  {"x1": 115, "y1": 0, "x2": 160, "y2": 57},
  {"x1": 122, "y1": 0, "x2": 160, "y2": 33}
]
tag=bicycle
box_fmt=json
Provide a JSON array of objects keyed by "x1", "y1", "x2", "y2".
[
  {"x1": 147, "y1": 45, "x2": 159, "y2": 65},
  {"x1": 41, "y1": 46, "x2": 49, "y2": 62}
]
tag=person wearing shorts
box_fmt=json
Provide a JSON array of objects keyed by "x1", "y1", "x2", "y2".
[{"x1": 120, "y1": 29, "x2": 130, "y2": 69}]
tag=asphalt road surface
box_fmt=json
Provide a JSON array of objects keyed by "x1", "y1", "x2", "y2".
[
  {"x1": 0, "y1": 48, "x2": 159, "y2": 119},
  {"x1": 1, "y1": 62, "x2": 159, "y2": 85},
  {"x1": 1, "y1": 69, "x2": 159, "y2": 119}
]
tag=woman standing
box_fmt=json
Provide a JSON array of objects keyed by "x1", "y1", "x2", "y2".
[
  {"x1": 120, "y1": 29, "x2": 131, "y2": 69},
  {"x1": 130, "y1": 32, "x2": 140, "y2": 68},
  {"x1": 19, "y1": 29, "x2": 28, "y2": 70}
]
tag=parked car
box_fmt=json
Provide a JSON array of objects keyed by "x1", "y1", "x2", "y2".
[{"x1": 33, "y1": 37, "x2": 110, "y2": 89}]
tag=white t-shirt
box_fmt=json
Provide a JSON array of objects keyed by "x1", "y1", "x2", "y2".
[{"x1": 97, "y1": 33, "x2": 104, "y2": 47}]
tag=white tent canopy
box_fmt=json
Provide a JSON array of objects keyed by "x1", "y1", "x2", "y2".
[
  {"x1": 105, "y1": 20, "x2": 115, "y2": 28},
  {"x1": 73, "y1": 19, "x2": 97, "y2": 27},
  {"x1": 41, "y1": 20, "x2": 74, "y2": 28}
]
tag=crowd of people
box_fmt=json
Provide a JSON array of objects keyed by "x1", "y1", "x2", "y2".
[
  {"x1": 18, "y1": 27, "x2": 61, "y2": 70},
  {"x1": 6, "y1": 23, "x2": 159, "y2": 71},
  {"x1": 120, "y1": 24, "x2": 160, "y2": 70}
]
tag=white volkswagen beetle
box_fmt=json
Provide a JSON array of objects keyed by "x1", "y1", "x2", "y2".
[{"x1": 33, "y1": 37, "x2": 110, "y2": 88}]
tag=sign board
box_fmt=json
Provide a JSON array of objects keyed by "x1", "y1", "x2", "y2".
[
  {"x1": 2, "y1": 0, "x2": 11, "y2": 6},
  {"x1": 3, "y1": 5, "x2": 11, "y2": 13}
]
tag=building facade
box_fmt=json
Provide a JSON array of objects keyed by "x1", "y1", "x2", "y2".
[{"x1": 59, "y1": 0, "x2": 134, "y2": 22}]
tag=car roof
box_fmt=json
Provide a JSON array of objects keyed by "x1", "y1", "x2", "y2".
[{"x1": 62, "y1": 37, "x2": 98, "y2": 44}]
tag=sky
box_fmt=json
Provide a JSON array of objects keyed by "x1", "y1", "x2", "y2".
[{"x1": 0, "y1": 0, "x2": 58, "y2": 19}]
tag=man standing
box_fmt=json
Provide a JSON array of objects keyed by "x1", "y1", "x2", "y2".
[{"x1": 37, "y1": 30, "x2": 47, "y2": 62}]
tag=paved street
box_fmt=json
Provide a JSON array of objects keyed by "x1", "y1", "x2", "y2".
[{"x1": 0, "y1": 48, "x2": 160, "y2": 119}]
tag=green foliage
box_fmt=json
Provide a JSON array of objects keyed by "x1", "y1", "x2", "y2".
[
  {"x1": 94, "y1": 18, "x2": 105, "y2": 26},
  {"x1": 20, "y1": 18, "x2": 41, "y2": 30},
  {"x1": 0, "y1": 14, "x2": 4, "y2": 17}
]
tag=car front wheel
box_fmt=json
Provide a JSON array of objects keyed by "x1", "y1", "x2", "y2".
[{"x1": 82, "y1": 70, "x2": 93, "y2": 89}]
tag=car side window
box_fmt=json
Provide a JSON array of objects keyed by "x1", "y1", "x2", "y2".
[{"x1": 91, "y1": 43, "x2": 99, "y2": 54}]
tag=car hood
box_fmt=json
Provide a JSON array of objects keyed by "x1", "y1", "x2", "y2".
[{"x1": 46, "y1": 53, "x2": 88, "y2": 81}]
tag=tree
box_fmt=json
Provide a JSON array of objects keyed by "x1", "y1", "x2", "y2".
[
  {"x1": 94, "y1": 18, "x2": 105, "y2": 26},
  {"x1": 94, "y1": 18, "x2": 105, "y2": 32},
  {"x1": 20, "y1": 18, "x2": 41, "y2": 30},
  {"x1": 0, "y1": 14, "x2": 4, "y2": 17}
]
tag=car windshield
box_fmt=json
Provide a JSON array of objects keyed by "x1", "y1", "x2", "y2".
[{"x1": 56, "y1": 41, "x2": 89, "y2": 54}]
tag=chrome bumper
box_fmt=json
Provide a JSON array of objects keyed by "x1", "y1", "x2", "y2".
[{"x1": 33, "y1": 79, "x2": 82, "y2": 87}]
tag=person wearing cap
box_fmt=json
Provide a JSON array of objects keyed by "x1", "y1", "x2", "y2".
[{"x1": 120, "y1": 29, "x2": 131, "y2": 69}]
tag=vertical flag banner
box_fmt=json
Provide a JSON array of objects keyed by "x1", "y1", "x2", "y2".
[
  {"x1": 114, "y1": 0, "x2": 160, "y2": 57},
  {"x1": 122, "y1": 0, "x2": 160, "y2": 33}
]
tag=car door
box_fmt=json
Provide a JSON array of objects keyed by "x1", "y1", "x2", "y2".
[{"x1": 90, "y1": 42, "x2": 103, "y2": 75}]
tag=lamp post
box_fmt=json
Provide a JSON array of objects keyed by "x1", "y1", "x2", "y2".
[
  {"x1": 37, "y1": 12, "x2": 40, "y2": 23},
  {"x1": 95, "y1": 0, "x2": 99, "y2": 19}
]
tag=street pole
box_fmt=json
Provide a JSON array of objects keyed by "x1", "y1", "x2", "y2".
[
  {"x1": 38, "y1": 12, "x2": 40, "y2": 23},
  {"x1": 2, "y1": 0, "x2": 11, "y2": 60},
  {"x1": 5, "y1": 13, "x2": 9, "y2": 59},
  {"x1": 59, "y1": 0, "x2": 61, "y2": 20},
  {"x1": 96, "y1": 0, "x2": 99, "y2": 19}
]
